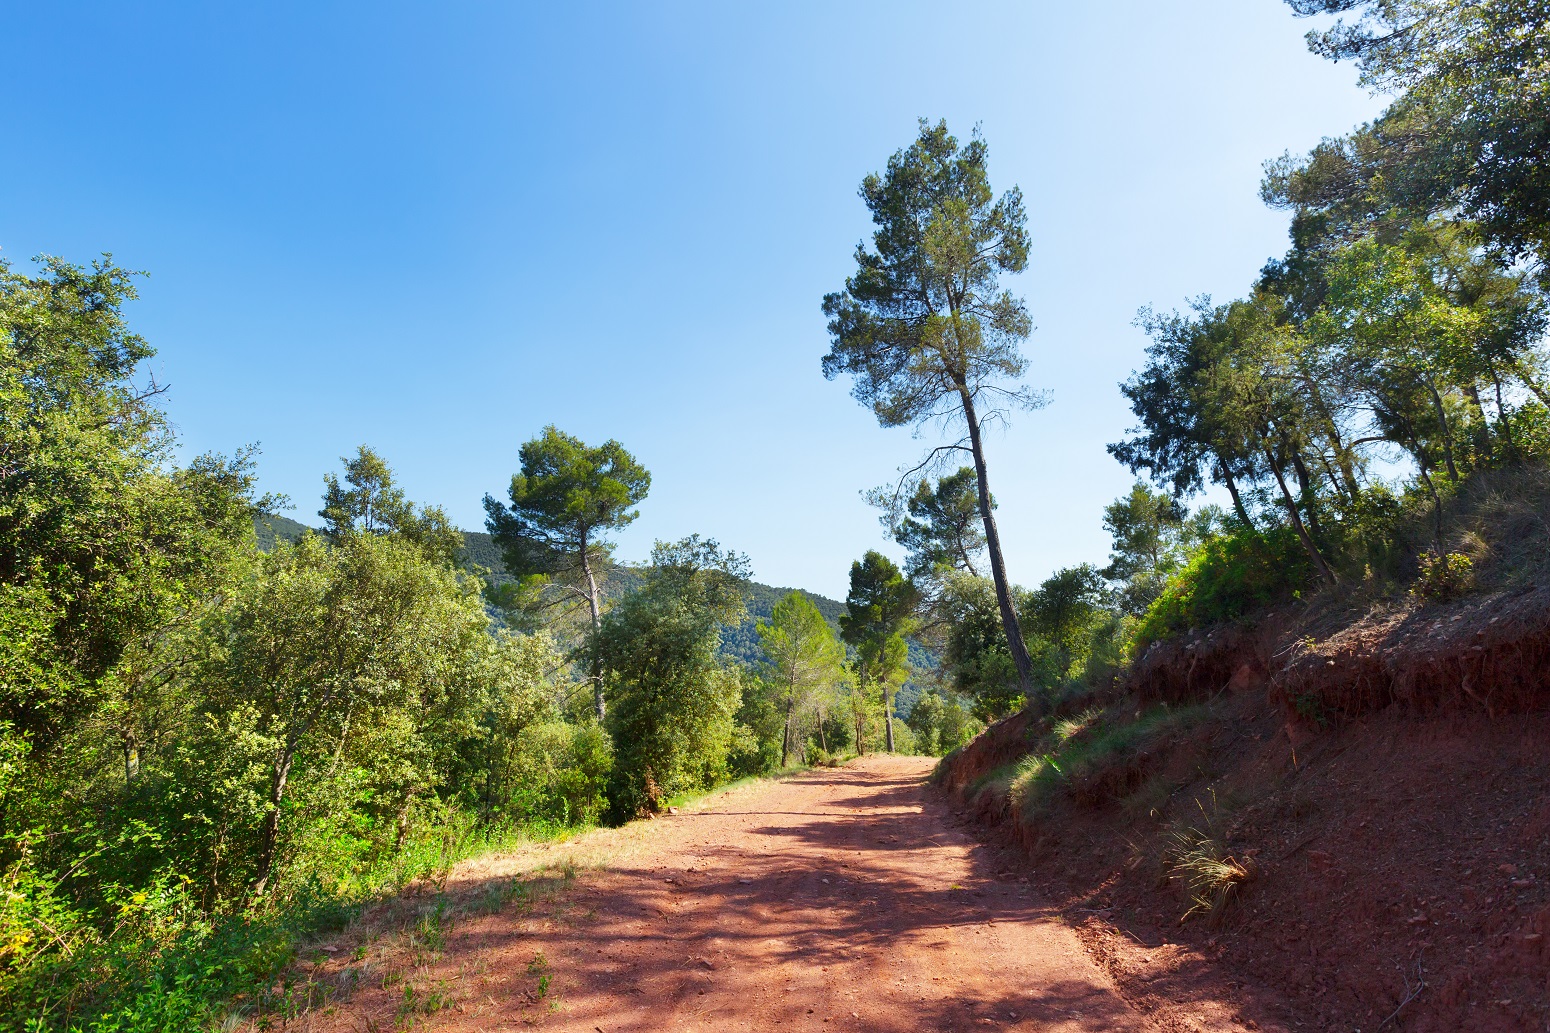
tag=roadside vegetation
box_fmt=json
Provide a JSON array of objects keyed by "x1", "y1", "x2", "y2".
[
  {"x1": 5, "y1": 0, "x2": 1548, "y2": 1028},
  {"x1": 0, "y1": 266, "x2": 934, "y2": 1029}
]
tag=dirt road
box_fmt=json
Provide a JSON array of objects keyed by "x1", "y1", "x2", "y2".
[{"x1": 314, "y1": 757, "x2": 1180, "y2": 1032}]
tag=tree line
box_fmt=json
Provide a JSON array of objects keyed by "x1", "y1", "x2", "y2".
[
  {"x1": 822, "y1": 0, "x2": 1550, "y2": 726},
  {"x1": 0, "y1": 262, "x2": 948, "y2": 1028}
]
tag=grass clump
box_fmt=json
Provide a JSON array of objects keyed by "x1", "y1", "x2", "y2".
[
  {"x1": 1162, "y1": 798, "x2": 1256, "y2": 925},
  {"x1": 1001, "y1": 704, "x2": 1212, "y2": 818}
]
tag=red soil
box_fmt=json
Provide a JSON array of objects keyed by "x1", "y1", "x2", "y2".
[
  {"x1": 940, "y1": 681, "x2": 1550, "y2": 1031},
  {"x1": 303, "y1": 757, "x2": 1272, "y2": 1033}
]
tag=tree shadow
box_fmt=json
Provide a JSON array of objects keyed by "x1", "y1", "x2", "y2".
[{"x1": 302, "y1": 760, "x2": 1270, "y2": 1032}]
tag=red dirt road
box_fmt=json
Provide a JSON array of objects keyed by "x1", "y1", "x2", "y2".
[{"x1": 316, "y1": 757, "x2": 1229, "y2": 1032}]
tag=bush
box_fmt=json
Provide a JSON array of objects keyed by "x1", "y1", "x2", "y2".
[
  {"x1": 1132, "y1": 527, "x2": 1310, "y2": 650},
  {"x1": 502, "y1": 722, "x2": 613, "y2": 829},
  {"x1": 1414, "y1": 550, "x2": 1475, "y2": 601}
]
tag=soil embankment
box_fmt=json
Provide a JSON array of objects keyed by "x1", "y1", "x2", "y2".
[
  {"x1": 940, "y1": 588, "x2": 1550, "y2": 1032},
  {"x1": 303, "y1": 757, "x2": 1272, "y2": 1033}
]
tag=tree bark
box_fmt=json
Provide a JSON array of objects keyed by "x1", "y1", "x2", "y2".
[
  {"x1": 853, "y1": 657, "x2": 867, "y2": 755},
  {"x1": 579, "y1": 527, "x2": 605, "y2": 721},
  {"x1": 1219, "y1": 462, "x2": 1254, "y2": 529},
  {"x1": 883, "y1": 681, "x2": 894, "y2": 753},
  {"x1": 1286, "y1": 444, "x2": 1327, "y2": 542},
  {"x1": 781, "y1": 689, "x2": 795, "y2": 768},
  {"x1": 1465, "y1": 383, "x2": 1493, "y2": 462},
  {"x1": 1493, "y1": 371, "x2": 1518, "y2": 459},
  {"x1": 1261, "y1": 443, "x2": 1335, "y2": 584},
  {"x1": 1425, "y1": 379, "x2": 1460, "y2": 482},
  {"x1": 958, "y1": 387, "x2": 1039, "y2": 711},
  {"x1": 253, "y1": 750, "x2": 294, "y2": 897}
]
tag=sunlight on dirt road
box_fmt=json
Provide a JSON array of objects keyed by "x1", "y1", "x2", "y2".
[{"x1": 318, "y1": 756, "x2": 1163, "y2": 1032}]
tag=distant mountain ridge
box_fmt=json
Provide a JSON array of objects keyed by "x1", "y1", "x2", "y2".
[{"x1": 252, "y1": 513, "x2": 852, "y2": 664}]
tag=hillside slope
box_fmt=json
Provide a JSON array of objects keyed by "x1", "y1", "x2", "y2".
[{"x1": 933, "y1": 474, "x2": 1550, "y2": 1031}]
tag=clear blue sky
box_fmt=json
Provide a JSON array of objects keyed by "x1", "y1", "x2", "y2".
[{"x1": 1, "y1": 2, "x2": 1381, "y2": 599}]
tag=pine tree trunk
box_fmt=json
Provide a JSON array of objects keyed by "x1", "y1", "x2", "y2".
[
  {"x1": 854, "y1": 657, "x2": 867, "y2": 755},
  {"x1": 781, "y1": 690, "x2": 795, "y2": 768},
  {"x1": 1261, "y1": 443, "x2": 1335, "y2": 583},
  {"x1": 958, "y1": 387, "x2": 1038, "y2": 710},
  {"x1": 883, "y1": 682, "x2": 894, "y2": 753},
  {"x1": 580, "y1": 528, "x2": 605, "y2": 721},
  {"x1": 1219, "y1": 462, "x2": 1254, "y2": 529}
]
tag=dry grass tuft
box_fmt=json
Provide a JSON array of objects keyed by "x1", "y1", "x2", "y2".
[{"x1": 1163, "y1": 819, "x2": 1256, "y2": 925}]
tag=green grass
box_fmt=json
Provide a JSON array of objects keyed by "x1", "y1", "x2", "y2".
[{"x1": 969, "y1": 703, "x2": 1212, "y2": 820}]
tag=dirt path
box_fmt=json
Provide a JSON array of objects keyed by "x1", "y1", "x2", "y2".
[{"x1": 312, "y1": 757, "x2": 1223, "y2": 1032}]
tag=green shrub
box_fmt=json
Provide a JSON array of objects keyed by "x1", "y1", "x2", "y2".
[
  {"x1": 500, "y1": 722, "x2": 613, "y2": 829},
  {"x1": 1414, "y1": 550, "x2": 1475, "y2": 601},
  {"x1": 1132, "y1": 527, "x2": 1310, "y2": 650}
]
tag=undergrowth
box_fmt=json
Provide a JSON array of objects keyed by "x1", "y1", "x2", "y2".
[
  {"x1": 2, "y1": 820, "x2": 584, "y2": 1033},
  {"x1": 972, "y1": 702, "x2": 1214, "y2": 820}
]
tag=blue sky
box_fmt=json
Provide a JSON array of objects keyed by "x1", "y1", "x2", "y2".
[{"x1": 1, "y1": 2, "x2": 1382, "y2": 599}]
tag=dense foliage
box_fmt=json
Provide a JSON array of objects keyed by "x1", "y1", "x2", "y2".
[
  {"x1": 838, "y1": 4, "x2": 1550, "y2": 730},
  {"x1": 0, "y1": 260, "x2": 819, "y2": 1030}
]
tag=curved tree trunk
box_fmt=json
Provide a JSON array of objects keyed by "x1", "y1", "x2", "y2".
[
  {"x1": 958, "y1": 387, "x2": 1039, "y2": 711},
  {"x1": 1425, "y1": 379, "x2": 1460, "y2": 482},
  {"x1": 1261, "y1": 442, "x2": 1335, "y2": 584},
  {"x1": 1219, "y1": 462, "x2": 1254, "y2": 529}
]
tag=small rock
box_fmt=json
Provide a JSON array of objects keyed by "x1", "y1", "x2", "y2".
[
  {"x1": 1500, "y1": 864, "x2": 1519, "y2": 876},
  {"x1": 320, "y1": 945, "x2": 338, "y2": 953},
  {"x1": 1512, "y1": 879, "x2": 1535, "y2": 889},
  {"x1": 738, "y1": 878, "x2": 752, "y2": 884},
  {"x1": 668, "y1": 806, "x2": 678, "y2": 814}
]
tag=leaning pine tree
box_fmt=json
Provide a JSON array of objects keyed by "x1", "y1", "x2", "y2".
[{"x1": 821, "y1": 119, "x2": 1048, "y2": 711}]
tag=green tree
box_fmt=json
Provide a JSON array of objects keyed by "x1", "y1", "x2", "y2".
[
  {"x1": 757, "y1": 592, "x2": 846, "y2": 767},
  {"x1": 483, "y1": 427, "x2": 651, "y2": 719},
  {"x1": 321, "y1": 445, "x2": 463, "y2": 565},
  {"x1": 1102, "y1": 483, "x2": 1187, "y2": 614},
  {"x1": 822, "y1": 120, "x2": 1046, "y2": 708},
  {"x1": 198, "y1": 531, "x2": 493, "y2": 895},
  {"x1": 1025, "y1": 565, "x2": 1110, "y2": 679},
  {"x1": 839, "y1": 552, "x2": 919, "y2": 753},
  {"x1": 1272, "y1": 0, "x2": 1550, "y2": 272},
  {"x1": 887, "y1": 466, "x2": 988, "y2": 587},
  {"x1": 905, "y1": 687, "x2": 980, "y2": 756},
  {"x1": 0, "y1": 256, "x2": 267, "y2": 760},
  {"x1": 597, "y1": 536, "x2": 749, "y2": 817},
  {"x1": 320, "y1": 446, "x2": 407, "y2": 535}
]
